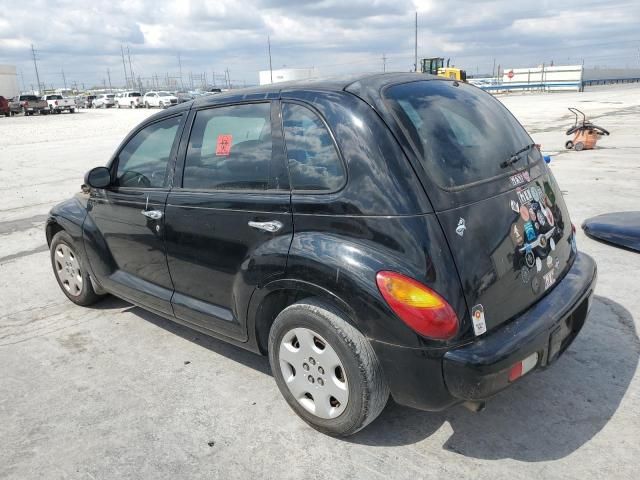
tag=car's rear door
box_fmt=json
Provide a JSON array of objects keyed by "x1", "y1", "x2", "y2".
[
  {"x1": 164, "y1": 100, "x2": 292, "y2": 341},
  {"x1": 382, "y1": 80, "x2": 576, "y2": 335},
  {"x1": 85, "y1": 112, "x2": 186, "y2": 315}
]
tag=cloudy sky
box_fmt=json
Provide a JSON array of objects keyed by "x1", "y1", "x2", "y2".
[{"x1": 1, "y1": 0, "x2": 639, "y2": 90}]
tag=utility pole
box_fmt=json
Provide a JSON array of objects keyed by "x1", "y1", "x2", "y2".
[
  {"x1": 127, "y1": 46, "x2": 135, "y2": 88},
  {"x1": 19, "y1": 70, "x2": 26, "y2": 92},
  {"x1": 212, "y1": 71, "x2": 216, "y2": 87},
  {"x1": 268, "y1": 35, "x2": 273, "y2": 83},
  {"x1": 414, "y1": 12, "x2": 418, "y2": 72},
  {"x1": 31, "y1": 44, "x2": 42, "y2": 94},
  {"x1": 106, "y1": 68, "x2": 113, "y2": 92},
  {"x1": 61, "y1": 68, "x2": 67, "y2": 90},
  {"x1": 492, "y1": 58, "x2": 496, "y2": 79},
  {"x1": 382, "y1": 53, "x2": 387, "y2": 72},
  {"x1": 225, "y1": 68, "x2": 231, "y2": 89},
  {"x1": 178, "y1": 53, "x2": 184, "y2": 89},
  {"x1": 121, "y1": 46, "x2": 129, "y2": 89}
]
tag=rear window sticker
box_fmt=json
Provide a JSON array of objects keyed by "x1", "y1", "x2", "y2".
[
  {"x1": 546, "y1": 255, "x2": 553, "y2": 268},
  {"x1": 509, "y1": 172, "x2": 526, "y2": 186},
  {"x1": 510, "y1": 223, "x2": 524, "y2": 246},
  {"x1": 471, "y1": 304, "x2": 487, "y2": 337},
  {"x1": 532, "y1": 276, "x2": 541, "y2": 294},
  {"x1": 535, "y1": 257, "x2": 542, "y2": 272},
  {"x1": 525, "y1": 250, "x2": 536, "y2": 268},
  {"x1": 510, "y1": 200, "x2": 520, "y2": 213},
  {"x1": 521, "y1": 267, "x2": 531, "y2": 284},
  {"x1": 456, "y1": 218, "x2": 466, "y2": 237},
  {"x1": 216, "y1": 134, "x2": 233, "y2": 156},
  {"x1": 543, "y1": 269, "x2": 556, "y2": 290}
]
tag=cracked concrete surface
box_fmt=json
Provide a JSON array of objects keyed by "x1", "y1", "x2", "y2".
[{"x1": 0, "y1": 86, "x2": 639, "y2": 479}]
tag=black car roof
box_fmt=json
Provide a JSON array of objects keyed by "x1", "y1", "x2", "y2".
[{"x1": 192, "y1": 72, "x2": 438, "y2": 108}]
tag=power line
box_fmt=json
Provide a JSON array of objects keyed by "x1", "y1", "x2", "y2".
[
  {"x1": 121, "y1": 45, "x2": 129, "y2": 89},
  {"x1": 414, "y1": 12, "x2": 418, "y2": 72},
  {"x1": 31, "y1": 44, "x2": 42, "y2": 94},
  {"x1": 268, "y1": 35, "x2": 273, "y2": 83}
]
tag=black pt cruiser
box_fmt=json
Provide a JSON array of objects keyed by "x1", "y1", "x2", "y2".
[{"x1": 46, "y1": 73, "x2": 597, "y2": 436}]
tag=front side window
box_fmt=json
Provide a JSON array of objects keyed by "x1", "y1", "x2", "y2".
[
  {"x1": 115, "y1": 115, "x2": 182, "y2": 188},
  {"x1": 282, "y1": 103, "x2": 345, "y2": 191},
  {"x1": 183, "y1": 103, "x2": 273, "y2": 190}
]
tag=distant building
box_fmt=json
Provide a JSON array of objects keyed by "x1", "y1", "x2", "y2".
[
  {"x1": 0, "y1": 64, "x2": 19, "y2": 98},
  {"x1": 259, "y1": 68, "x2": 318, "y2": 86}
]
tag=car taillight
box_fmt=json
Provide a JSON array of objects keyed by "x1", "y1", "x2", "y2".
[
  {"x1": 376, "y1": 271, "x2": 458, "y2": 340},
  {"x1": 55, "y1": 100, "x2": 58, "y2": 105},
  {"x1": 24, "y1": 101, "x2": 29, "y2": 107}
]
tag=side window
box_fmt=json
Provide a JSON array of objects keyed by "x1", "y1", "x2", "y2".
[
  {"x1": 115, "y1": 115, "x2": 182, "y2": 188},
  {"x1": 183, "y1": 103, "x2": 273, "y2": 190},
  {"x1": 282, "y1": 103, "x2": 345, "y2": 191}
]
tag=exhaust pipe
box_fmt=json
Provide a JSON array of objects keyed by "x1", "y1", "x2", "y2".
[{"x1": 463, "y1": 401, "x2": 486, "y2": 413}]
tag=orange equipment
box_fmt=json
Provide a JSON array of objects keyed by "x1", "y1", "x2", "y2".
[{"x1": 565, "y1": 108, "x2": 609, "y2": 151}]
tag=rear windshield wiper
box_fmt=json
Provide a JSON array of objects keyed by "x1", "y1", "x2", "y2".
[{"x1": 500, "y1": 143, "x2": 536, "y2": 168}]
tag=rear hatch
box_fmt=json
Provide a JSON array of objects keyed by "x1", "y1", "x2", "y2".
[{"x1": 384, "y1": 80, "x2": 576, "y2": 334}]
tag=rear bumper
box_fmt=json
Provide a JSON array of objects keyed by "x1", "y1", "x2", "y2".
[
  {"x1": 374, "y1": 252, "x2": 596, "y2": 411},
  {"x1": 443, "y1": 252, "x2": 597, "y2": 401}
]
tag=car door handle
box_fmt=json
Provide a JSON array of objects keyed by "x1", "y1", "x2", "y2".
[
  {"x1": 141, "y1": 209, "x2": 163, "y2": 220},
  {"x1": 248, "y1": 220, "x2": 283, "y2": 233}
]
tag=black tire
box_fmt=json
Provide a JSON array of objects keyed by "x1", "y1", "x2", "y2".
[
  {"x1": 50, "y1": 230, "x2": 102, "y2": 306},
  {"x1": 70, "y1": 109, "x2": 75, "y2": 113},
  {"x1": 565, "y1": 140, "x2": 574, "y2": 149},
  {"x1": 268, "y1": 299, "x2": 389, "y2": 436},
  {"x1": 575, "y1": 141, "x2": 585, "y2": 151}
]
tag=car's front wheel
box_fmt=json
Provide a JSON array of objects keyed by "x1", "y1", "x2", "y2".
[
  {"x1": 50, "y1": 230, "x2": 102, "y2": 306},
  {"x1": 268, "y1": 299, "x2": 389, "y2": 436}
]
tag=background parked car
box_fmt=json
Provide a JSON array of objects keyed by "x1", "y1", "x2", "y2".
[
  {"x1": 75, "y1": 95, "x2": 96, "y2": 109},
  {"x1": 0, "y1": 95, "x2": 9, "y2": 117},
  {"x1": 43, "y1": 94, "x2": 76, "y2": 114},
  {"x1": 115, "y1": 91, "x2": 143, "y2": 109},
  {"x1": 92, "y1": 94, "x2": 115, "y2": 108},
  {"x1": 9, "y1": 94, "x2": 48, "y2": 116},
  {"x1": 143, "y1": 91, "x2": 178, "y2": 108}
]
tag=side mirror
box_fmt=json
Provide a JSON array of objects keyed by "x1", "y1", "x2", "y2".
[{"x1": 84, "y1": 166, "x2": 112, "y2": 189}]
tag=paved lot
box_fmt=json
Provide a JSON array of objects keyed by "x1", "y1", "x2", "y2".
[{"x1": 1, "y1": 87, "x2": 639, "y2": 479}]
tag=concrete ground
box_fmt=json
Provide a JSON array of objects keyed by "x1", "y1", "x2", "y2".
[{"x1": 1, "y1": 86, "x2": 639, "y2": 480}]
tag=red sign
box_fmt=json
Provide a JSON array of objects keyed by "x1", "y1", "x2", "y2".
[
  {"x1": 216, "y1": 134, "x2": 232, "y2": 156},
  {"x1": 507, "y1": 70, "x2": 514, "y2": 79}
]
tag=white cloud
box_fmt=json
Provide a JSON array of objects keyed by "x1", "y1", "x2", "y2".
[{"x1": 0, "y1": 0, "x2": 638, "y2": 90}]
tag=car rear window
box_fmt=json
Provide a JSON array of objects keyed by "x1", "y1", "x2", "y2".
[
  {"x1": 384, "y1": 80, "x2": 536, "y2": 189},
  {"x1": 21, "y1": 95, "x2": 39, "y2": 101}
]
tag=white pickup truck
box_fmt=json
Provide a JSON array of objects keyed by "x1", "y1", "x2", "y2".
[{"x1": 43, "y1": 94, "x2": 76, "y2": 114}]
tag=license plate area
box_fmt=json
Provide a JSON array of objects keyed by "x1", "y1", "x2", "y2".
[{"x1": 548, "y1": 296, "x2": 589, "y2": 364}]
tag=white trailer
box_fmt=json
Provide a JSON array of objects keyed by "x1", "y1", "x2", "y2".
[{"x1": 0, "y1": 64, "x2": 19, "y2": 98}]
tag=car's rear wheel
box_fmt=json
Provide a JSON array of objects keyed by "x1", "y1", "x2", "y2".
[
  {"x1": 50, "y1": 231, "x2": 102, "y2": 306},
  {"x1": 268, "y1": 299, "x2": 389, "y2": 436},
  {"x1": 575, "y1": 141, "x2": 585, "y2": 151},
  {"x1": 565, "y1": 140, "x2": 574, "y2": 149}
]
